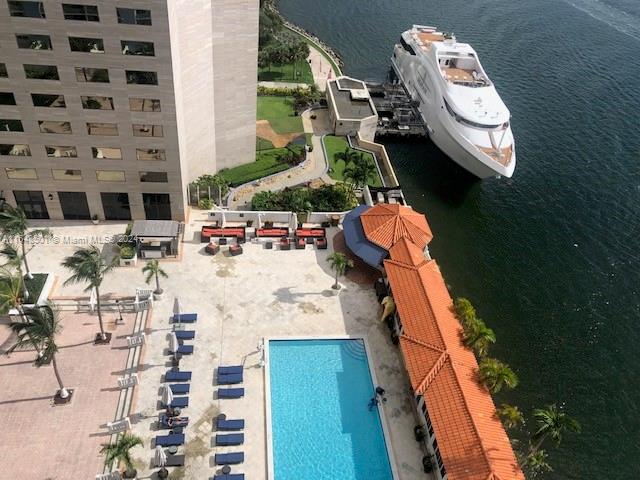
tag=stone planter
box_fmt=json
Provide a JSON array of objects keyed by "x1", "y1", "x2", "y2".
[{"x1": 119, "y1": 252, "x2": 137, "y2": 267}]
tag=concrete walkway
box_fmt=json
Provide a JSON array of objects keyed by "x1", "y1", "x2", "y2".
[
  {"x1": 228, "y1": 109, "x2": 334, "y2": 210},
  {"x1": 308, "y1": 46, "x2": 336, "y2": 92},
  {"x1": 258, "y1": 80, "x2": 309, "y2": 90}
]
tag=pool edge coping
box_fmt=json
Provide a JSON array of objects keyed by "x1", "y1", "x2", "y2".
[{"x1": 263, "y1": 335, "x2": 400, "y2": 480}]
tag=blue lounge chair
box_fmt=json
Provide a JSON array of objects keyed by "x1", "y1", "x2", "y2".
[
  {"x1": 170, "y1": 384, "x2": 190, "y2": 394},
  {"x1": 159, "y1": 415, "x2": 189, "y2": 429},
  {"x1": 155, "y1": 433, "x2": 185, "y2": 447},
  {"x1": 217, "y1": 417, "x2": 245, "y2": 431},
  {"x1": 170, "y1": 396, "x2": 189, "y2": 408},
  {"x1": 216, "y1": 433, "x2": 244, "y2": 446},
  {"x1": 174, "y1": 330, "x2": 195, "y2": 340},
  {"x1": 165, "y1": 454, "x2": 185, "y2": 467},
  {"x1": 213, "y1": 474, "x2": 245, "y2": 480},
  {"x1": 218, "y1": 372, "x2": 243, "y2": 385},
  {"x1": 165, "y1": 370, "x2": 191, "y2": 382},
  {"x1": 218, "y1": 388, "x2": 244, "y2": 399},
  {"x1": 172, "y1": 313, "x2": 197, "y2": 323},
  {"x1": 218, "y1": 365, "x2": 243, "y2": 375},
  {"x1": 175, "y1": 345, "x2": 194, "y2": 355},
  {"x1": 215, "y1": 452, "x2": 244, "y2": 465}
]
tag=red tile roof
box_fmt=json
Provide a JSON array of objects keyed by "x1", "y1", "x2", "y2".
[
  {"x1": 384, "y1": 243, "x2": 524, "y2": 480},
  {"x1": 360, "y1": 203, "x2": 433, "y2": 250},
  {"x1": 388, "y1": 237, "x2": 428, "y2": 267}
]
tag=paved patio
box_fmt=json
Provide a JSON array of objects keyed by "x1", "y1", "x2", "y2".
[
  {"x1": 16, "y1": 213, "x2": 426, "y2": 479},
  {"x1": 0, "y1": 311, "x2": 135, "y2": 479}
]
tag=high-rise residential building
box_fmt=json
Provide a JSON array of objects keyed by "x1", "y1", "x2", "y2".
[{"x1": 0, "y1": 0, "x2": 258, "y2": 221}]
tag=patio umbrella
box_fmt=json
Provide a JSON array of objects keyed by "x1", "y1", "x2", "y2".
[
  {"x1": 257, "y1": 213, "x2": 262, "y2": 229},
  {"x1": 89, "y1": 287, "x2": 97, "y2": 313},
  {"x1": 161, "y1": 384, "x2": 174, "y2": 407},
  {"x1": 173, "y1": 297, "x2": 182, "y2": 328},
  {"x1": 154, "y1": 445, "x2": 167, "y2": 467},
  {"x1": 169, "y1": 332, "x2": 179, "y2": 355},
  {"x1": 290, "y1": 212, "x2": 298, "y2": 230}
]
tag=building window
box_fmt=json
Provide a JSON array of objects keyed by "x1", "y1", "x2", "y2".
[
  {"x1": 101, "y1": 192, "x2": 131, "y2": 220},
  {"x1": 92, "y1": 147, "x2": 121, "y2": 159},
  {"x1": 58, "y1": 191, "x2": 90, "y2": 220},
  {"x1": 96, "y1": 170, "x2": 125, "y2": 182},
  {"x1": 14, "y1": 190, "x2": 49, "y2": 219},
  {"x1": 38, "y1": 121, "x2": 72, "y2": 134},
  {"x1": 0, "y1": 92, "x2": 17, "y2": 105},
  {"x1": 6, "y1": 168, "x2": 37, "y2": 179},
  {"x1": 81, "y1": 95, "x2": 114, "y2": 110},
  {"x1": 52, "y1": 169, "x2": 82, "y2": 181},
  {"x1": 136, "y1": 148, "x2": 165, "y2": 161},
  {"x1": 129, "y1": 98, "x2": 161, "y2": 112},
  {"x1": 8, "y1": 1, "x2": 45, "y2": 18},
  {"x1": 133, "y1": 124, "x2": 163, "y2": 137},
  {"x1": 62, "y1": 3, "x2": 99, "y2": 21},
  {"x1": 0, "y1": 64, "x2": 7, "y2": 78},
  {"x1": 16, "y1": 34, "x2": 52, "y2": 50},
  {"x1": 24, "y1": 64, "x2": 59, "y2": 80},
  {"x1": 45, "y1": 145, "x2": 77, "y2": 157},
  {"x1": 0, "y1": 119, "x2": 24, "y2": 132},
  {"x1": 116, "y1": 7, "x2": 151, "y2": 25},
  {"x1": 143, "y1": 193, "x2": 171, "y2": 220},
  {"x1": 69, "y1": 37, "x2": 104, "y2": 54},
  {"x1": 125, "y1": 70, "x2": 157, "y2": 85},
  {"x1": 31, "y1": 93, "x2": 66, "y2": 107},
  {"x1": 139, "y1": 171, "x2": 167, "y2": 183},
  {"x1": 121, "y1": 40, "x2": 155, "y2": 56},
  {"x1": 0, "y1": 144, "x2": 31, "y2": 156},
  {"x1": 74, "y1": 67, "x2": 108, "y2": 83},
  {"x1": 87, "y1": 122, "x2": 118, "y2": 136}
]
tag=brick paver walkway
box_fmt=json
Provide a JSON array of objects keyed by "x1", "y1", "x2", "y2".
[{"x1": 0, "y1": 311, "x2": 135, "y2": 479}]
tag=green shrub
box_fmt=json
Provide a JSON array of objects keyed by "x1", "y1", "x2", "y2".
[
  {"x1": 251, "y1": 184, "x2": 356, "y2": 212},
  {"x1": 198, "y1": 198, "x2": 214, "y2": 210},
  {"x1": 119, "y1": 245, "x2": 136, "y2": 259}
]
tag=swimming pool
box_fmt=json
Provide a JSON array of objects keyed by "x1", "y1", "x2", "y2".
[{"x1": 267, "y1": 339, "x2": 394, "y2": 480}]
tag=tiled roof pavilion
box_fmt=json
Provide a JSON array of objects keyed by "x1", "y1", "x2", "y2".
[
  {"x1": 384, "y1": 226, "x2": 524, "y2": 480},
  {"x1": 361, "y1": 203, "x2": 433, "y2": 250}
]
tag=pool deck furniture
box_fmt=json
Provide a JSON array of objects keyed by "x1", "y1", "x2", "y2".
[
  {"x1": 174, "y1": 330, "x2": 195, "y2": 340},
  {"x1": 229, "y1": 244, "x2": 243, "y2": 256},
  {"x1": 155, "y1": 433, "x2": 185, "y2": 447},
  {"x1": 316, "y1": 237, "x2": 328, "y2": 249},
  {"x1": 170, "y1": 344, "x2": 194, "y2": 355},
  {"x1": 205, "y1": 242, "x2": 220, "y2": 255},
  {"x1": 171, "y1": 313, "x2": 197, "y2": 323},
  {"x1": 165, "y1": 370, "x2": 191, "y2": 382},
  {"x1": 214, "y1": 452, "x2": 244, "y2": 465},
  {"x1": 213, "y1": 473, "x2": 245, "y2": 480},
  {"x1": 169, "y1": 384, "x2": 190, "y2": 394},
  {"x1": 218, "y1": 388, "x2": 244, "y2": 399},
  {"x1": 215, "y1": 433, "x2": 244, "y2": 446},
  {"x1": 201, "y1": 226, "x2": 246, "y2": 243},
  {"x1": 265, "y1": 240, "x2": 273, "y2": 249},
  {"x1": 216, "y1": 416, "x2": 245, "y2": 431},
  {"x1": 164, "y1": 454, "x2": 185, "y2": 467},
  {"x1": 295, "y1": 227, "x2": 326, "y2": 239},
  {"x1": 218, "y1": 365, "x2": 243, "y2": 375},
  {"x1": 169, "y1": 396, "x2": 189, "y2": 408},
  {"x1": 295, "y1": 238, "x2": 306, "y2": 249},
  {"x1": 280, "y1": 237, "x2": 291, "y2": 250},
  {"x1": 159, "y1": 415, "x2": 189, "y2": 429},
  {"x1": 256, "y1": 227, "x2": 289, "y2": 238},
  {"x1": 218, "y1": 372, "x2": 243, "y2": 385}
]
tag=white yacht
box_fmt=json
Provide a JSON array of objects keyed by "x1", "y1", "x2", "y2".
[{"x1": 392, "y1": 25, "x2": 516, "y2": 178}]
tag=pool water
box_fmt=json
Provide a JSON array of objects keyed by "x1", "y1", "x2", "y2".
[{"x1": 268, "y1": 339, "x2": 394, "y2": 480}]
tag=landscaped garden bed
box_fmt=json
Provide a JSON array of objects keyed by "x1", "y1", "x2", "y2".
[{"x1": 323, "y1": 135, "x2": 383, "y2": 187}]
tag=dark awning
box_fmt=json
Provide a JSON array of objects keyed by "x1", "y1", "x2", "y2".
[
  {"x1": 130, "y1": 220, "x2": 179, "y2": 238},
  {"x1": 342, "y1": 205, "x2": 388, "y2": 268}
]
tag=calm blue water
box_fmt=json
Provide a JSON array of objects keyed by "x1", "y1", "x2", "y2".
[
  {"x1": 269, "y1": 339, "x2": 393, "y2": 480},
  {"x1": 278, "y1": 1, "x2": 640, "y2": 478}
]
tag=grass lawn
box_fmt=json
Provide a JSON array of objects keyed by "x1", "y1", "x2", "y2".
[
  {"x1": 23, "y1": 273, "x2": 48, "y2": 304},
  {"x1": 256, "y1": 137, "x2": 275, "y2": 151},
  {"x1": 219, "y1": 146, "x2": 304, "y2": 187},
  {"x1": 257, "y1": 96, "x2": 303, "y2": 134},
  {"x1": 284, "y1": 25, "x2": 343, "y2": 76},
  {"x1": 258, "y1": 61, "x2": 314, "y2": 85},
  {"x1": 323, "y1": 135, "x2": 382, "y2": 187}
]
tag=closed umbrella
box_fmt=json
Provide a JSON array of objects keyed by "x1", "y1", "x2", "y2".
[
  {"x1": 290, "y1": 212, "x2": 298, "y2": 230},
  {"x1": 89, "y1": 287, "x2": 97, "y2": 313},
  {"x1": 154, "y1": 445, "x2": 167, "y2": 467},
  {"x1": 169, "y1": 332, "x2": 178, "y2": 355},
  {"x1": 161, "y1": 384, "x2": 174, "y2": 407},
  {"x1": 173, "y1": 297, "x2": 182, "y2": 328}
]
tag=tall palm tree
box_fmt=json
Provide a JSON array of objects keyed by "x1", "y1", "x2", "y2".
[
  {"x1": 0, "y1": 204, "x2": 50, "y2": 279},
  {"x1": 496, "y1": 403, "x2": 525, "y2": 430},
  {"x1": 453, "y1": 297, "x2": 477, "y2": 328},
  {"x1": 142, "y1": 259, "x2": 168, "y2": 295},
  {"x1": 334, "y1": 147, "x2": 359, "y2": 166},
  {"x1": 478, "y1": 357, "x2": 519, "y2": 393},
  {"x1": 530, "y1": 404, "x2": 581, "y2": 454},
  {"x1": 524, "y1": 449, "x2": 553, "y2": 478},
  {"x1": 0, "y1": 266, "x2": 25, "y2": 316},
  {"x1": 463, "y1": 317, "x2": 496, "y2": 358},
  {"x1": 1, "y1": 244, "x2": 30, "y2": 300},
  {"x1": 62, "y1": 245, "x2": 118, "y2": 342},
  {"x1": 6, "y1": 304, "x2": 68, "y2": 397},
  {"x1": 344, "y1": 153, "x2": 378, "y2": 189},
  {"x1": 100, "y1": 432, "x2": 144, "y2": 478},
  {"x1": 327, "y1": 252, "x2": 353, "y2": 290}
]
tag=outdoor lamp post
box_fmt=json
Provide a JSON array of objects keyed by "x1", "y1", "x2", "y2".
[{"x1": 116, "y1": 299, "x2": 124, "y2": 324}]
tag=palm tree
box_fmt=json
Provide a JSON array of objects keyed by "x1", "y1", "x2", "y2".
[
  {"x1": 100, "y1": 432, "x2": 144, "y2": 478},
  {"x1": 1, "y1": 244, "x2": 30, "y2": 299},
  {"x1": 478, "y1": 357, "x2": 519, "y2": 393},
  {"x1": 524, "y1": 449, "x2": 553, "y2": 478},
  {"x1": 344, "y1": 153, "x2": 378, "y2": 190},
  {"x1": 334, "y1": 147, "x2": 359, "y2": 166},
  {"x1": 6, "y1": 304, "x2": 68, "y2": 397},
  {"x1": 142, "y1": 259, "x2": 168, "y2": 295},
  {"x1": 530, "y1": 404, "x2": 581, "y2": 454},
  {"x1": 62, "y1": 245, "x2": 118, "y2": 342},
  {"x1": 496, "y1": 403, "x2": 525, "y2": 430},
  {"x1": 327, "y1": 252, "x2": 353, "y2": 290},
  {"x1": 0, "y1": 266, "x2": 25, "y2": 316},
  {"x1": 453, "y1": 297, "x2": 476, "y2": 328},
  {"x1": 463, "y1": 318, "x2": 496, "y2": 358},
  {"x1": 0, "y1": 204, "x2": 50, "y2": 279}
]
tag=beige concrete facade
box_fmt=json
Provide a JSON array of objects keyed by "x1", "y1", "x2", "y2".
[
  {"x1": 327, "y1": 76, "x2": 378, "y2": 142},
  {"x1": 0, "y1": 0, "x2": 258, "y2": 222}
]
